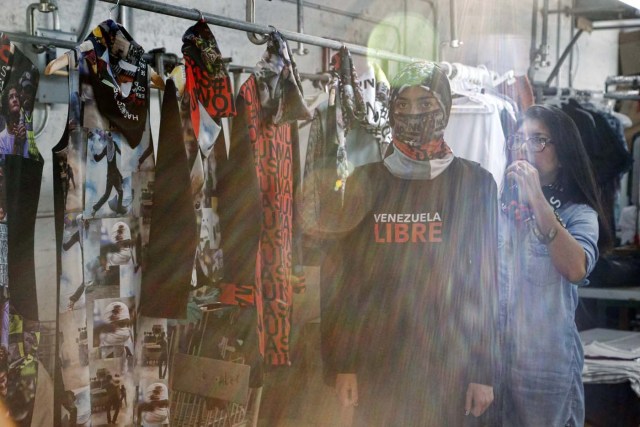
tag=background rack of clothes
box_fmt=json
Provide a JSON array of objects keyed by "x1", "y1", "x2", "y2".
[{"x1": 542, "y1": 89, "x2": 633, "y2": 247}]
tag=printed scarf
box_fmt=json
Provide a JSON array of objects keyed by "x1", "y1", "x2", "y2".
[
  {"x1": 255, "y1": 30, "x2": 311, "y2": 124},
  {"x1": 182, "y1": 20, "x2": 235, "y2": 140},
  {"x1": 359, "y1": 62, "x2": 392, "y2": 155},
  {"x1": 83, "y1": 20, "x2": 148, "y2": 147}
]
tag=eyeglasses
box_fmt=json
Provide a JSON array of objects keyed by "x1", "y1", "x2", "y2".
[{"x1": 507, "y1": 135, "x2": 552, "y2": 152}]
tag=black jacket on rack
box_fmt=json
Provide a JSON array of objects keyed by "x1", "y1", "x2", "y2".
[{"x1": 561, "y1": 99, "x2": 633, "y2": 240}]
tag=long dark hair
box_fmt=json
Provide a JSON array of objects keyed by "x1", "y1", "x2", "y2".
[{"x1": 520, "y1": 104, "x2": 612, "y2": 251}]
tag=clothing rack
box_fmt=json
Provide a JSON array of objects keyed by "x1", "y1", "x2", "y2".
[
  {"x1": 605, "y1": 75, "x2": 640, "y2": 100},
  {"x1": 442, "y1": 62, "x2": 515, "y2": 88},
  {"x1": 227, "y1": 64, "x2": 331, "y2": 83},
  {"x1": 98, "y1": 0, "x2": 427, "y2": 64}
]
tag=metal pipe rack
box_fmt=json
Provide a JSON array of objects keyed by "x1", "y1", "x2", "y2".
[{"x1": 97, "y1": 0, "x2": 427, "y2": 63}]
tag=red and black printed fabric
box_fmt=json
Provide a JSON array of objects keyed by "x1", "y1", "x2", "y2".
[
  {"x1": 217, "y1": 32, "x2": 308, "y2": 367},
  {"x1": 176, "y1": 21, "x2": 233, "y2": 295},
  {"x1": 0, "y1": 33, "x2": 43, "y2": 427},
  {"x1": 52, "y1": 22, "x2": 171, "y2": 426},
  {"x1": 139, "y1": 78, "x2": 197, "y2": 319},
  {"x1": 182, "y1": 20, "x2": 235, "y2": 139}
]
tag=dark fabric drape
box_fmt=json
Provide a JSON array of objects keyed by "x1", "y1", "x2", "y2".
[{"x1": 140, "y1": 79, "x2": 197, "y2": 318}]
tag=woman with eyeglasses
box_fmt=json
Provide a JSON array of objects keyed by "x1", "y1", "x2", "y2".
[{"x1": 498, "y1": 105, "x2": 611, "y2": 427}]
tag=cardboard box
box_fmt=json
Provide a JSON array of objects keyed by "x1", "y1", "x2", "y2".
[{"x1": 620, "y1": 30, "x2": 640, "y2": 76}]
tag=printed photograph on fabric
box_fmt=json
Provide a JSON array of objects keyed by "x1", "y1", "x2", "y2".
[
  {"x1": 85, "y1": 129, "x2": 132, "y2": 218},
  {"x1": 130, "y1": 171, "x2": 153, "y2": 226},
  {"x1": 0, "y1": 160, "x2": 6, "y2": 223},
  {"x1": 0, "y1": 64, "x2": 39, "y2": 159},
  {"x1": 57, "y1": 128, "x2": 87, "y2": 213},
  {"x1": 190, "y1": 101, "x2": 223, "y2": 290},
  {"x1": 90, "y1": 297, "x2": 135, "y2": 365},
  {"x1": 60, "y1": 385, "x2": 91, "y2": 427},
  {"x1": 135, "y1": 380, "x2": 169, "y2": 427},
  {"x1": 196, "y1": 206, "x2": 223, "y2": 285},
  {"x1": 135, "y1": 318, "x2": 168, "y2": 381},
  {"x1": 58, "y1": 310, "x2": 90, "y2": 390},
  {"x1": 0, "y1": 220, "x2": 6, "y2": 288},
  {"x1": 129, "y1": 123, "x2": 154, "y2": 173},
  {"x1": 4, "y1": 315, "x2": 39, "y2": 425},
  {"x1": 68, "y1": 82, "x2": 81, "y2": 128},
  {"x1": 0, "y1": 337, "x2": 7, "y2": 400},
  {"x1": 89, "y1": 358, "x2": 134, "y2": 426},
  {"x1": 59, "y1": 213, "x2": 87, "y2": 312},
  {"x1": 82, "y1": 217, "x2": 141, "y2": 300},
  {"x1": 79, "y1": 82, "x2": 110, "y2": 131}
]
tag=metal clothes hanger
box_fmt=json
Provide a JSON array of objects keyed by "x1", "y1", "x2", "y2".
[{"x1": 109, "y1": 0, "x2": 121, "y2": 23}]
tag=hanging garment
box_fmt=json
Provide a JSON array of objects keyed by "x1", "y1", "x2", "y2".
[
  {"x1": 561, "y1": 99, "x2": 633, "y2": 239},
  {"x1": 181, "y1": 20, "x2": 235, "y2": 138},
  {"x1": 632, "y1": 133, "x2": 640, "y2": 206},
  {"x1": 358, "y1": 62, "x2": 392, "y2": 154},
  {"x1": 177, "y1": 20, "x2": 235, "y2": 293},
  {"x1": 0, "y1": 33, "x2": 43, "y2": 320},
  {"x1": 218, "y1": 31, "x2": 308, "y2": 367},
  {"x1": 444, "y1": 91, "x2": 511, "y2": 190},
  {"x1": 0, "y1": 33, "x2": 43, "y2": 427},
  {"x1": 497, "y1": 74, "x2": 535, "y2": 113},
  {"x1": 139, "y1": 78, "x2": 197, "y2": 318},
  {"x1": 52, "y1": 21, "x2": 169, "y2": 427},
  {"x1": 302, "y1": 52, "x2": 390, "y2": 250}
]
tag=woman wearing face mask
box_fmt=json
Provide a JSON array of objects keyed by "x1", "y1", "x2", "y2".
[
  {"x1": 329, "y1": 62, "x2": 498, "y2": 426},
  {"x1": 499, "y1": 105, "x2": 610, "y2": 427}
]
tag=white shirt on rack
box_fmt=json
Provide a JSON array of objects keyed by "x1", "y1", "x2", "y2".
[{"x1": 444, "y1": 91, "x2": 508, "y2": 191}]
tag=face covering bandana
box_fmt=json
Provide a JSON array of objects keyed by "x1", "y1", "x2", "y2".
[
  {"x1": 182, "y1": 20, "x2": 235, "y2": 140},
  {"x1": 500, "y1": 179, "x2": 567, "y2": 223},
  {"x1": 82, "y1": 20, "x2": 148, "y2": 148},
  {"x1": 255, "y1": 30, "x2": 311, "y2": 124},
  {"x1": 392, "y1": 110, "x2": 452, "y2": 162},
  {"x1": 384, "y1": 62, "x2": 454, "y2": 179}
]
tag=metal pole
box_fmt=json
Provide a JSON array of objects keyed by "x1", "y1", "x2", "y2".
[
  {"x1": 1, "y1": 30, "x2": 77, "y2": 49},
  {"x1": 555, "y1": 0, "x2": 561, "y2": 88},
  {"x1": 528, "y1": 0, "x2": 538, "y2": 81},
  {"x1": 568, "y1": 0, "x2": 575, "y2": 88},
  {"x1": 98, "y1": 0, "x2": 427, "y2": 63},
  {"x1": 539, "y1": 0, "x2": 550, "y2": 65},
  {"x1": 593, "y1": 23, "x2": 640, "y2": 30},
  {"x1": 118, "y1": 5, "x2": 133, "y2": 35},
  {"x1": 293, "y1": 0, "x2": 308, "y2": 55},
  {"x1": 545, "y1": 28, "x2": 583, "y2": 86},
  {"x1": 547, "y1": 6, "x2": 628, "y2": 14},
  {"x1": 449, "y1": 0, "x2": 461, "y2": 47}
]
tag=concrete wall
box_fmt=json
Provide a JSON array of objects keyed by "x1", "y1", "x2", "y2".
[{"x1": 0, "y1": 0, "x2": 622, "y2": 320}]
